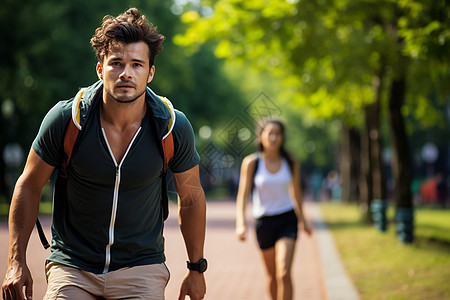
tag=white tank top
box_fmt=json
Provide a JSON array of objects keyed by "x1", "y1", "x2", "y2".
[{"x1": 252, "y1": 157, "x2": 294, "y2": 218}]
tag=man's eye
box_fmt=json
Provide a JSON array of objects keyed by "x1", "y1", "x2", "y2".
[
  {"x1": 134, "y1": 63, "x2": 142, "y2": 67},
  {"x1": 112, "y1": 62, "x2": 121, "y2": 66}
]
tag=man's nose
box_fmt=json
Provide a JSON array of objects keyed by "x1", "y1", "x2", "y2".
[{"x1": 120, "y1": 65, "x2": 132, "y2": 79}]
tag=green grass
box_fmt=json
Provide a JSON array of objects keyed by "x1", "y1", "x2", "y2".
[
  {"x1": 0, "y1": 182, "x2": 54, "y2": 218},
  {"x1": 0, "y1": 203, "x2": 9, "y2": 220},
  {"x1": 205, "y1": 187, "x2": 232, "y2": 200},
  {"x1": 320, "y1": 202, "x2": 450, "y2": 300},
  {"x1": 0, "y1": 201, "x2": 53, "y2": 219}
]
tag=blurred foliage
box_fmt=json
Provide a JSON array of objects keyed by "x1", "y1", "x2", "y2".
[
  {"x1": 0, "y1": 0, "x2": 246, "y2": 200},
  {"x1": 1, "y1": 0, "x2": 450, "y2": 201},
  {"x1": 175, "y1": 0, "x2": 450, "y2": 184},
  {"x1": 176, "y1": 0, "x2": 450, "y2": 125}
]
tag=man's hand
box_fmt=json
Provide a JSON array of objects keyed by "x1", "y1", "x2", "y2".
[
  {"x1": 178, "y1": 271, "x2": 206, "y2": 300},
  {"x1": 2, "y1": 260, "x2": 33, "y2": 300},
  {"x1": 3, "y1": 149, "x2": 53, "y2": 300}
]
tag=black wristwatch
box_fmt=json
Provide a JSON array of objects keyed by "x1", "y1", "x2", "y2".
[{"x1": 187, "y1": 258, "x2": 207, "y2": 273}]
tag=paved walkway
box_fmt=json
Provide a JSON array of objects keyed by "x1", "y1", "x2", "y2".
[{"x1": 0, "y1": 200, "x2": 360, "y2": 299}]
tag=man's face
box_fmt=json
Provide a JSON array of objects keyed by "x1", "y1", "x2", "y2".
[{"x1": 96, "y1": 41, "x2": 154, "y2": 104}]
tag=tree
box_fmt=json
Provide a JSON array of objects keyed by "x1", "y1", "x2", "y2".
[
  {"x1": 176, "y1": 0, "x2": 450, "y2": 217},
  {"x1": 388, "y1": 1, "x2": 450, "y2": 210}
]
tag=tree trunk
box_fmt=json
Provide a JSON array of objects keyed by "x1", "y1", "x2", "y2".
[
  {"x1": 359, "y1": 118, "x2": 371, "y2": 216},
  {"x1": 361, "y1": 72, "x2": 387, "y2": 222},
  {"x1": 388, "y1": 75, "x2": 413, "y2": 209},
  {"x1": 339, "y1": 125, "x2": 361, "y2": 203},
  {"x1": 350, "y1": 128, "x2": 361, "y2": 204},
  {"x1": 387, "y1": 8, "x2": 414, "y2": 242},
  {"x1": 369, "y1": 74, "x2": 386, "y2": 202},
  {"x1": 339, "y1": 125, "x2": 351, "y2": 203}
]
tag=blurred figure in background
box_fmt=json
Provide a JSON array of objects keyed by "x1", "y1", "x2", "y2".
[
  {"x1": 235, "y1": 118, "x2": 312, "y2": 300},
  {"x1": 309, "y1": 168, "x2": 323, "y2": 202}
]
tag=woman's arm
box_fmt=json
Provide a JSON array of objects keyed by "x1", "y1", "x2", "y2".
[{"x1": 235, "y1": 154, "x2": 257, "y2": 241}]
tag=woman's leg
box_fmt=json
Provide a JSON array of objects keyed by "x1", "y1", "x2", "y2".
[
  {"x1": 260, "y1": 247, "x2": 277, "y2": 300},
  {"x1": 274, "y1": 237, "x2": 296, "y2": 300}
]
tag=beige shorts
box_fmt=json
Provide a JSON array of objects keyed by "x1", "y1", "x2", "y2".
[{"x1": 43, "y1": 261, "x2": 170, "y2": 300}]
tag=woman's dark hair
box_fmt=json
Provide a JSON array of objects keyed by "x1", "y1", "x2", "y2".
[
  {"x1": 256, "y1": 118, "x2": 294, "y2": 173},
  {"x1": 90, "y1": 8, "x2": 165, "y2": 66}
]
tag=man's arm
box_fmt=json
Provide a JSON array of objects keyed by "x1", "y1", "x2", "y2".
[
  {"x1": 2, "y1": 149, "x2": 55, "y2": 300},
  {"x1": 172, "y1": 165, "x2": 206, "y2": 300}
]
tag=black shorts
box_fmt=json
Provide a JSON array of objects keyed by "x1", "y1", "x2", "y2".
[{"x1": 255, "y1": 210, "x2": 298, "y2": 250}]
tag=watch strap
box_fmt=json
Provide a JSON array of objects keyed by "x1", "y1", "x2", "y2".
[{"x1": 186, "y1": 258, "x2": 207, "y2": 273}]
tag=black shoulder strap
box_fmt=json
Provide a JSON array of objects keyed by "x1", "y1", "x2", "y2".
[
  {"x1": 162, "y1": 132, "x2": 174, "y2": 221},
  {"x1": 36, "y1": 218, "x2": 50, "y2": 249},
  {"x1": 36, "y1": 111, "x2": 81, "y2": 249},
  {"x1": 147, "y1": 105, "x2": 174, "y2": 221},
  {"x1": 251, "y1": 154, "x2": 259, "y2": 193}
]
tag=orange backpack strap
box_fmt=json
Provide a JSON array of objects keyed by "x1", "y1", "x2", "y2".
[
  {"x1": 60, "y1": 119, "x2": 80, "y2": 178},
  {"x1": 60, "y1": 88, "x2": 85, "y2": 178},
  {"x1": 157, "y1": 95, "x2": 176, "y2": 220},
  {"x1": 159, "y1": 96, "x2": 176, "y2": 172},
  {"x1": 36, "y1": 88, "x2": 85, "y2": 249},
  {"x1": 162, "y1": 132, "x2": 174, "y2": 172}
]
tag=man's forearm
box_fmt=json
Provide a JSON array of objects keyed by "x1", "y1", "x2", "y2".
[
  {"x1": 8, "y1": 176, "x2": 42, "y2": 263},
  {"x1": 178, "y1": 193, "x2": 206, "y2": 261}
]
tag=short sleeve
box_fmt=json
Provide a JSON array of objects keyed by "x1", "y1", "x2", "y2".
[
  {"x1": 32, "y1": 100, "x2": 71, "y2": 167},
  {"x1": 169, "y1": 110, "x2": 200, "y2": 173}
]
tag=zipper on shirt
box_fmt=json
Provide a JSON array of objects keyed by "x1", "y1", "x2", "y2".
[{"x1": 101, "y1": 127, "x2": 142, "y2": 273}]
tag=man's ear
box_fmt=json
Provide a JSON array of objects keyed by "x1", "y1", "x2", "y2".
[
  {"x1": 96, "y1": 62, "x2": 103, "y2": 80},
  {"x1": 147, "y1": 65, "x2": 155, "y2": 83}
]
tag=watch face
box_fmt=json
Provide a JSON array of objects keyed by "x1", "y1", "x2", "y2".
[
  {"x1": 188, "y1": 258, "x2": 207, "y2": 273},
  {"x1": 198, "y1": 259, "x2": 207, "y2": 273}
]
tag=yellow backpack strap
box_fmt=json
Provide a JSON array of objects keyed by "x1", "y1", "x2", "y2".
[
  {"x1": 71, "y1": 88, "x2": 85, "y2": 130},
  {"x1": 159, "y1": 96, "x2": 176, "y2": 172},
  {"x1": 160, "y1": 96, "x2": 175, "y2": 138}
]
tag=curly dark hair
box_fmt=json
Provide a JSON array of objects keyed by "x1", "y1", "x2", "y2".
[{"x1": 90, "y1": 8, "x2": 165, "y2": 66}]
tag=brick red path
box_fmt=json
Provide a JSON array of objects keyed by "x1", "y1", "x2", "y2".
[
  {"x1": 0, "y1": 200, "x2": 357, "y2": 299},
  {"x1": 164, "y1": 200, "x2": 327, "y2": 300}
]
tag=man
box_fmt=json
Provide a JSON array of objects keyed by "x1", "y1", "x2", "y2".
[{"x1": 2, "y1": 8, "x2": 206, "y2": 300}]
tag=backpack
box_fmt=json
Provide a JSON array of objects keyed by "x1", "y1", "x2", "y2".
[{"x1": 36, "y1": 88, "x2": 175, "y2": 249}]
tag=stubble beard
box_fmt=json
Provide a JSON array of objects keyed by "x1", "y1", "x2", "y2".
[
  {"x1": 107, "y1": 88, "x2": 146, "y2": 104},
  {"x1": 107, "y1": 69, "x2": 151, "y2": 104}
]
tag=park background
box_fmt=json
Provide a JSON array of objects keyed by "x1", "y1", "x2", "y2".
[{"x1": 1, "y1": 1, "x2": 449, "y2": 299}]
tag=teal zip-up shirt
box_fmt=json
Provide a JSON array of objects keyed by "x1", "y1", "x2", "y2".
[{"x1": 32, "y1": 81, "x2": 200, "y2": 274}]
